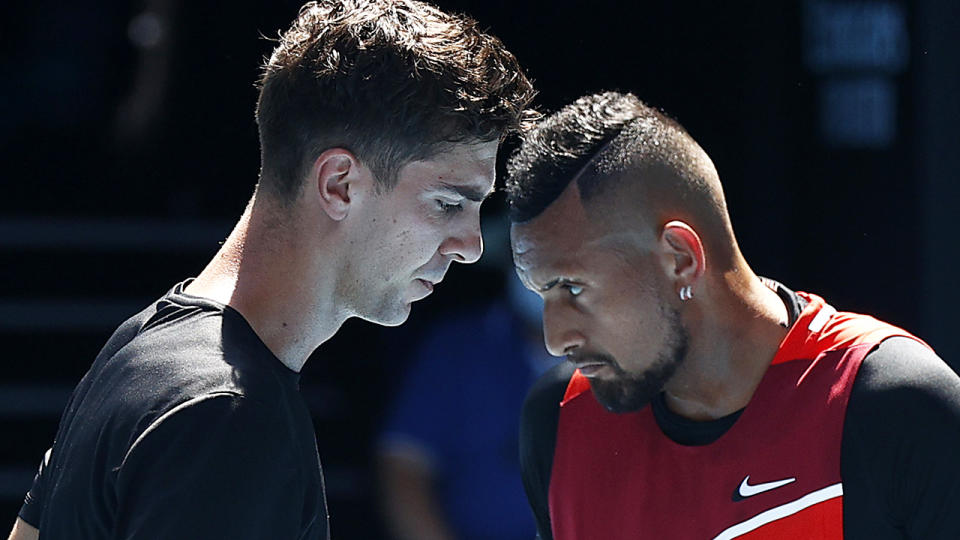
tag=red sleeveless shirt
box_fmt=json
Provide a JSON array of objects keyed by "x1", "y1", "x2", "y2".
[{"x1": 548, "y1": 293, "x2": 926, "y2": 539}]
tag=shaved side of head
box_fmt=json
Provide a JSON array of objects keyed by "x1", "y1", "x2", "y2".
[{"x1": 507, "y1": 91, "x2": 740, "y2": 271}]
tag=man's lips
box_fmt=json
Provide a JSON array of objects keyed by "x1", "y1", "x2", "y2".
[
  {"x1": 417, "y1": 275, "x2": 446, "y2": 292},
  {"x1": 577, "y1": 363, "x2": 610, "y2": 377},
  {"x1": 572, "y1": 360, "x2": 607, "y2": 369},
  {"x1": 568, "y1": 356, "x2": 614, "y2": 377}
]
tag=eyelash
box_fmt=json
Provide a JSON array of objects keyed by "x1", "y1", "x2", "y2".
[{"x1": 436, "y1": 200, "x2": 463, "y2": 214}]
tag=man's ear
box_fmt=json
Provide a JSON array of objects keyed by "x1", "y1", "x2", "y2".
[
  {"x1": 310, "y1": 148, "x2": 368, "y2": 221},
  {"x1": 659, "y1": 220, "x2": 706, "y2": 290}
]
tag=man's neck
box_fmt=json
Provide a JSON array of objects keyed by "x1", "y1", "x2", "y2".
[
  {"x1": 185, "y1": 197, "x2": 347, "y2": 372},
  {"x1": 662, "y1": 272, "x2": 790, "y2": 421}
]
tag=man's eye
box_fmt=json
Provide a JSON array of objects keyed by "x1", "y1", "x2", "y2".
[
  {"x1": 566, "y1": 285, "x2": 583, "y2": 297},
  {"x1": 436, "y1": 200, "x2": 463, "y2": 214}
]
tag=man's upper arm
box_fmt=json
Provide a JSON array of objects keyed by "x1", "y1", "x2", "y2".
[
  {"x1": 113, "y1": 393, "x2": 308, "y2": 539},
  {"x1": 842, "y1": 337, "x2": 960, "y2": 538},
  {"x1": 17, "y1": 448, "x2": 50, "y2": 529},
  {"x1": 519, "y1": 362, "x2": 574, "y2": 540}
]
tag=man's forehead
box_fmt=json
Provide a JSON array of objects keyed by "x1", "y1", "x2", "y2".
[
  {"x1": 512, "y1": 181, "x2": 589, "y2": 238},
  {"x1": 403, "y1": 140, "x2": 498, "y2": 190},
  {"x1": 510, "y1": 183, "x2": 591, "y2": 275},
  {"x1": 432, "y1": 140, "x2": 498, "y2": 171}
]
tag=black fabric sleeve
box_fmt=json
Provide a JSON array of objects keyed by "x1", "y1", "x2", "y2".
[
  {"x1": 112, "y1": 393, "x2": 308, "y2": 539},
  {"x1": 519, "y1": 362, "x2": 574, "y2": 540},
  {"x1": 842, "y1": 337, "x2": 960, "y2": 539},
  {"x1": 17, "y1": 448, "x2": 51, "y2": 527}
]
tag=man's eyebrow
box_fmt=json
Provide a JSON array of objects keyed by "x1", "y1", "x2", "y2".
[
  {"x1": 540, "y1": 277, "x2": 561, "y2": 292},
  {"x1": 515, "y1": 261, "x2": 563, "y2": 293},
  {"x1": 437, "y1": 182, "x2": 494, "y2": 202}
]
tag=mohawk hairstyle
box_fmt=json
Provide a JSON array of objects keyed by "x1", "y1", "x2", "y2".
[
  {"x1": 505, "y1": 91, "x2": 691, "y2": 223},
  {"x1": 256, "y1": 0, "x2": 538, "y2": 201}
]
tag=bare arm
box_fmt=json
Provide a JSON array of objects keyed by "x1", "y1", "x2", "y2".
[
  {"x1": 6, "y1": 518, "x2": 38, "y2": 540},
  {"x1": 378, "y1": 451, "x2": 457, "y2": 540}
]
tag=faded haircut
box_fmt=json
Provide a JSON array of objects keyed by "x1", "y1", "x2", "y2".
[{"x1": 505, "y1": 91, "x2": 707, "y2": 223}]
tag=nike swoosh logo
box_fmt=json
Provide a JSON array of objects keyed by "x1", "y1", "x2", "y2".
[{"x1": 731, "y1": 475, "x2": 796, "y2": 501}]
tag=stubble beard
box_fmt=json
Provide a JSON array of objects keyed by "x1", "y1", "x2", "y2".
[
  {"x1": 367, "y1": 283, "x2": 410, "y2": 327},
  {"x1": 345, "y1": 269, "x2": 410, "y2": 327},
  {"x1": 588, "y1": 307, "x2": 689, "y2": 414}
]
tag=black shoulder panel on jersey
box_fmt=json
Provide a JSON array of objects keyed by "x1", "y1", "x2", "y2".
[
  {"x1": 842, "y1": 336, "x2": 960, "y2": 539},
  {"x1": 519, "y1": 361, "x2": 575, "y2": 540}
]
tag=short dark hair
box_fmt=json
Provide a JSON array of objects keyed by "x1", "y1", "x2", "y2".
[
  {"x1": 255, "y1": 0, "x2": 537, "y2": 201},
  {"x1": 505, "y1": 92, "x2": 693, "y2": 223}
]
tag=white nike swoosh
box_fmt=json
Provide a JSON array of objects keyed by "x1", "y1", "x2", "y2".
[
  {"x1": 737, "y1": 475, "x2": 796, "y2": 498},
  {"x1": 717, "y1": 484, "x2": 842, "y2": 540}
]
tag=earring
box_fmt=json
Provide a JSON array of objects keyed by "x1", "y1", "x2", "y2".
[{"x1": 679, "y1": 286, "x2": 693, "y2": 301}]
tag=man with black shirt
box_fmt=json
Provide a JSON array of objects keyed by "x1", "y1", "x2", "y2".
[
  {"x1": 7, "y1": 2, "x2": 535, "y2": 538},
  {"x1": 506, "y1": 92, "x2": 960, "y2": 539}
]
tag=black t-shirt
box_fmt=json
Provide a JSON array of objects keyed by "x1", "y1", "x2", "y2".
[
  {"x1": 19, "y1": 281, "x2": 329, "y2": 539},
  {"x1": 520, "y1": 286, "x2": 960, "y2": 539}
]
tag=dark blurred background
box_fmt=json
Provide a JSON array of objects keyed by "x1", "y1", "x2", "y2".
[{"x1": 1, "y1": 0, "x2": 957, "y2": 537}]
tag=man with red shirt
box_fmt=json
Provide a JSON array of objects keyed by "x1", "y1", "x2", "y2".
[{"x1": 507, "y1": 91, "x2": 960, "y2": 539}]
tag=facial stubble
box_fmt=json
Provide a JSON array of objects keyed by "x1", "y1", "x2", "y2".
[{"x1": 588, "y1": 306, "x2": 688, "y2": 414}]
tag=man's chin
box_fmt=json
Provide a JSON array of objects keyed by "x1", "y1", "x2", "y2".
[
  {"x1": 589, "y1": 378, "x2": 657, "y2": 414},
  {"x1": 358, "y1": 300, "x2": 411, "y2": 328},
  {"x1": 380, "y1": 310, "x2": 410, "y2": 327}
]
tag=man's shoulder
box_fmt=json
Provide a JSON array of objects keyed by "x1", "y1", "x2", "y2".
[
  {"x1": 853, "y1": 336, "x2": 960, "y2": 409},
  {"x1": 845, "y1": 336, "x2": 960, "y2": 448},
  {"x1": 104, "y1": 311, "x2": 258, "y2": 397},
  {"x1": 65, "y1": 289, "x2": 301, "y2": 457},
  {"x1": 106, "y1": 289, "x2": 289, "y2": 397},
  {"x1": 842, "y1": 341, "x2": 960, "y2": 538}
]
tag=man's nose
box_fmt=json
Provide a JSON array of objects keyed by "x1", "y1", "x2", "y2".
[
  {"x1": 439, "y1": 213, "x2": 483, "y2": 264},
  {"x1": 542, "y1": 302, "x2": 586, "y2": 357}
]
